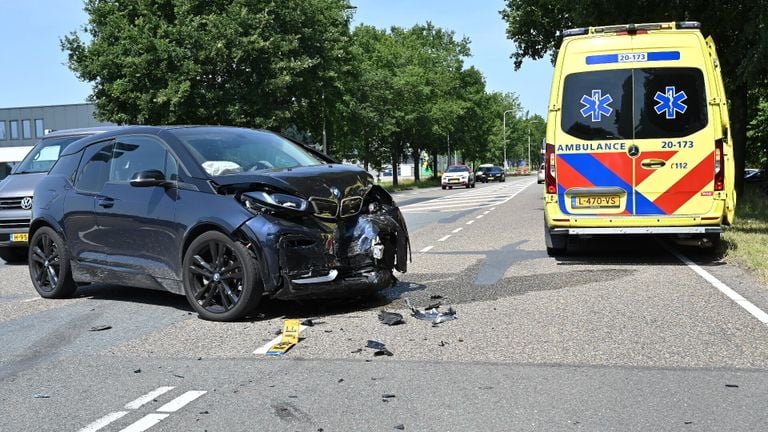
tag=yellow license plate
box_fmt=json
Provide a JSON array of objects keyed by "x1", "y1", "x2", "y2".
[
  {"x1": 12, "y1": 233, "x2": 28, "y2": 242},
  {"x1": 449, "y1": 179, "x2": 459, "y2": 183},
  {"x1": 574, "y1": 195, "x2": 620, "y2": 208}
]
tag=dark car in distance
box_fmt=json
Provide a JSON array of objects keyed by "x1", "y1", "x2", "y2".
[
  {"x1": 29, "y1": 126, "x2": 410, "y2": 321},
  {"x1": 476, "y1": 165, "x2": 506, "y2": 183}
]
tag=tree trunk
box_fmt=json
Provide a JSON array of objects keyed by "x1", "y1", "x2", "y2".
[
  {"x1": 730, "y1": 84, "x2": 748, "y2": 197},
  {"x1": 391, "y1": 144, "x2": 399, "y2": 187},
  {"x1": 432, "y1": 153, "x2": 439, "y2": 178},
  {"x1": 412, "y1": 146, "x2": 420, "y2": 183}
]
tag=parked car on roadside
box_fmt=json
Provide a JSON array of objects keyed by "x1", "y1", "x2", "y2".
[
  {"x1": 476, "y1": 165, "x2": 505, "y2": 183},
  {"x1": 0, "y1": 146, "x2": 34, "y2": 181},
  {"x1": 744, "y1": 168, "x2": 764, "y2": 183},
  {"x1": 29, "y1": 126, "x2": 410, "y2": 321},
  {"x1": 441, "y1": 165, "x2": 475, "y2": 189},
  {"x1": 0, "y1": 127, "x2": 121, "y2": 263},
  {"x1": 537, "y1": 163, "x2": 545, "y2": 184}
]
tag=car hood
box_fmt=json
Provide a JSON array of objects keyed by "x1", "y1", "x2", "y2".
[
  {"x1": 0, "y1": 173, "x2": 45, "y2": 198},
  {"x1": 211, "y1": 164, "x2": 373, "y2": 199}
]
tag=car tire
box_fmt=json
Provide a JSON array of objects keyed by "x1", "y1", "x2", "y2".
[
  {"x1": 0, "y1": 247, "x2": 27, "y2": 264},
  {"x1": 182, "y1": 231, "x2": 262, "y2": 321},
  {"x1": 544, "y1": 222, "x2": 568, "y2": 256},
  {"x1": 28, "y1": 227, "x2": 77, "y2": 299},
  {"x1": 441, "y1": 185, "x2": 446, "y2": 190},
  {"x1": 449, "y1": 186, "x2": 452, "y2": 190},
  {"x1": 471, "y1": 181, "x2": 475, "y2": 188}
]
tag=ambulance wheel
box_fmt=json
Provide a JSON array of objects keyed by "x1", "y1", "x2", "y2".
[{"x1": 545, "y1": 225, "x2": 567, "y2": 256}]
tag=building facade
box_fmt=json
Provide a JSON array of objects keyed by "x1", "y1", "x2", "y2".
[{"x1": 0, "y1": 103, "x2": 115, "y2": 149}]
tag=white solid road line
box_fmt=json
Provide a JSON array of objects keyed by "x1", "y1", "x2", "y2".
[
  {"x1": 156, "y1": 390, "x2": 208, "y2": 413},
  {"x1": 118, "y1": 413, "x2": 170, "y2": 432},
  {"x1": 419, "y1": 245, "x2": 434, "y2": 253},
  {"x1": 77, "y1": 411, "x2": 129, "y2": 432},
  {"x1": 438, "y1": 235, "x2": 451, "y2": 242},
  {"x1": 253, "y1": 325, "x2": 309, "y2": 354},
  {"x1": 452, "y1": 227, "x2": 463, "y2": 233},
  {"x1": 669, "y1": 247, "x2": 768, "y2": 324},
  {"x1": 124, "y1": 386, "x2": 175, "y2": 410}
]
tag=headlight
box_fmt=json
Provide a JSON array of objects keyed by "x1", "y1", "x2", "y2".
[{"x1": 242, "y1": 191, "x2": 309, "y2": 213}]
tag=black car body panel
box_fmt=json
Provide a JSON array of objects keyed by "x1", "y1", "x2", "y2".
[{"x1": 31, "y1": 126, "x2": 409, "y2": 310}]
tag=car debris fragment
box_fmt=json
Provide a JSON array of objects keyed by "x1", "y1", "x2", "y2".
[
  {"x1": 32, "y1": 394, "x2": 50, "y2": 399},
  {"x1": 88, "y1": 325, "x2": 112, "y2": 332},
  {"x1": 378, "y1": 311, "x2": 405, "y2": 326},
  {"x1": 366, "y1": 339, "x2": 394, "y2": 356},
  {"x1": 404, "y1": 298, "x2": 456, "y2": 325},
  {"x1": 267, "y1": 319, "x2": 302, "y2": 356}
]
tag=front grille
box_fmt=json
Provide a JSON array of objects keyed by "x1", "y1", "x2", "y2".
[
  {"x1": 0, "y1": 218, "x2": 30, "y2": 230},
  {"x1": 310, "y1": 198, "x2": 338, "y2": 219},
  {"x1": 340, "y1": 197, "x2": 363, "y2": 217},
  {"x1": 0, "y1": 198, "x2": 25, "y2": 210}
]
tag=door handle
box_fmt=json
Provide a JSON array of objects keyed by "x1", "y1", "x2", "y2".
[
  {"x1": 97, "y1": 197, "x2": 115, "y2": 208},
  {"x1": 641, "y1": 159, "x2": 666, "y2": 169}
]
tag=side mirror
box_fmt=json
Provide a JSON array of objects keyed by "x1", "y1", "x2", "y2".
[{"x1": 130, "y1": 169, "x2": 171, "y2": 188}]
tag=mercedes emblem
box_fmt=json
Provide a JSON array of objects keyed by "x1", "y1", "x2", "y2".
[{"x1": 627, "y1": 144, "x2": 640, "y2": 158}]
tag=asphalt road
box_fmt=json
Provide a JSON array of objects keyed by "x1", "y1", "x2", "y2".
[{"x1": 2, "y1": 177, "x2": 768, "y2": 431}]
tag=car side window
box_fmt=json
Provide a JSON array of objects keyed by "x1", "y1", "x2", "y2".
[
  {"x1": 109, "y1": 136, "x2": 179, "y2": 183},
  {"x1": 75, "y1": 141, "x2": 115, "y2": 193}
]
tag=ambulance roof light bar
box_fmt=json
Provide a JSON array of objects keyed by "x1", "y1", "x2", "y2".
[{"x1": 560, "y1": 21, "x2": 701, "y2": 38}]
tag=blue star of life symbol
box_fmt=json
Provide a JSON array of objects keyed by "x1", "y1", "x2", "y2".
[
  {"x1": 654, "y1": 86, "x2": 687, "y2": 119},
  {"x1": 580, "y1": 90, "x2": 613, "y2": 122}
]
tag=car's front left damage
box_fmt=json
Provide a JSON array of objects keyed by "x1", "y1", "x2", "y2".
[{"x1": 215, "y1": 166, "x2": 410, "y2": 300}]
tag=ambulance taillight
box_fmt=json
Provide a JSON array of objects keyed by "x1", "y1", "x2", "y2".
[
  {"x1": 714, "y1": 138, "x2": 725, "y2": 191},
  {"x1": 545, "y1": 143, "x2": 557, "y2": 194}
]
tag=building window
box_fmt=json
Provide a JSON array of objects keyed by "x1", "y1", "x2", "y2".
[
  {"x1": 10, "y1": 120, "x2": 19, "y2": 140},
  {"x1": 0, "y1": 121, "x2": 6, "y2": 140},
  {"x1": 35, "y1": 119, "x2": 44, "y2": 137},
  {"x1": 22, "y1": 120, "x2": 32, "y2": 139}
]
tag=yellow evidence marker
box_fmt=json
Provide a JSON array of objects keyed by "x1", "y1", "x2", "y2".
[{"x1": 266, "y1": 319, "x2": 302, "y2": 355}]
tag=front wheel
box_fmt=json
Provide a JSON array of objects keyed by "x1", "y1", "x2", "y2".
[
  {"x1": 183, "y1": 231, "x2": 262, "y2": 321},
  {"x1": 0, "y1": 247, "x2": 27, "y2": 263},
  {"x1": 28, "y1": 227, "x2": 77, "y2": 298}
]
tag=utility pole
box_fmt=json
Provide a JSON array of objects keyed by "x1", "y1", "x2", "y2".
[
  {"x1": 322, "y1": 90, "x2": 327, "y2": 155},
  {"x1": 503, "y1": 109, "x2": 514, "y2": 171}
]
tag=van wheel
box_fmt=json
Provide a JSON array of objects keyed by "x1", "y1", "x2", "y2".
[
  {"x1": 544, "y1": 223, "x2": 568, "y2": 256},
  {"x1": 183, "y1": 231, "x2": 262, "y2": 321},
  {"x1": 0, "y1": 247, "x2": 27, "y2": 263},
  {"x1": 441, "y1": 185, "x2": 446, "y2": 190}
]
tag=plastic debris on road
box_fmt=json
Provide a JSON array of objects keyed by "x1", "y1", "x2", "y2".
[
  {"x1": 366, "y1": 339, "x2": 393, "y2": 356},
  {"x1": 266, "y1": 319, "x2": 302, "y2": 355},
  {"x1": 378, "y1": 311, "x2": 405, "y2": 326},
  {"x1": 88, "y1": 325, "x2": 112, "y2": 332},
  {"x1": 404, "y1": 298, "x2": 456, "y2": 326}
]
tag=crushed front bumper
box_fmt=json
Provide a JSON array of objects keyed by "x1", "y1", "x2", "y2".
[{"x1": 240, "y1": 205, "x2": 409, "y2": 300}]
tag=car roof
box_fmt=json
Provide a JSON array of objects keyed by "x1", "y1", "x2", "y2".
[{"x1": 43, "y1": 125, "x2": 126, "y2": 139}]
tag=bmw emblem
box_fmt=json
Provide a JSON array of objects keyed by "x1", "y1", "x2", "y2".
[
  {"x1": 329, "y1": 186, "x2": 342, "y2": 200},
  {"x1": 20, "y1": 197, "x2": 33, "y2": 210}
]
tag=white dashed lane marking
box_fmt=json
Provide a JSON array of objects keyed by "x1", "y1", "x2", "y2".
[
  {"x1": 400, "y1": 179, "x2": 535, "y2": 213},
  {"x1": 452, "y1": 227, "x2": 463, "y2": 233},
  {"x1": 438, "y1": 235, "x2": 451, "y2": 242},
  {"x1": 420, "y1": 246, "x2": 434, "y2": 253},
  {"x1": 77, "y1": 387, "x2": 207, "y2": 432}
]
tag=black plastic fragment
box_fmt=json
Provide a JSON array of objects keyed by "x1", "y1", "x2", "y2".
[
  {"x1": 378, "y1": 311, "x2": 405, "y2": 326},
  {"x1": 89, "y1": 325, "x2": 112, "y2": 332},
  {"x1": 367, "y1": 339, "x2": 394, "y2": 356},
  {"x1": 394, "y1": 425, "x2": 405, "y2": 430},
  {"x1": 725, "y1": 384, "x2": 739, "y2": 388}
]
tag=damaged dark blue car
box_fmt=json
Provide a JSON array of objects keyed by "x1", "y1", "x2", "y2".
[{"x1": 29, "y1": 126, "x2": 409, "y2": 321}]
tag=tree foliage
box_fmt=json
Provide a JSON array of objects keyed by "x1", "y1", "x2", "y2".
[{"x1": 62, "y1": 0, "x2": 354, "y2": 129}]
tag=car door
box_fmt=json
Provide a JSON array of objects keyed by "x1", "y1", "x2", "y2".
[
  {"x1": 95, "y1": 135, "x2": 183, "y2": 282},
  {"x1": 65, "y1": 140, "x2": 115, "y2": 277}
]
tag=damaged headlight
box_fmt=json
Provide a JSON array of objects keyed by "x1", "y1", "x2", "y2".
[{"x1": 242, "y1": 191, "x2": 309, "y2": 213}]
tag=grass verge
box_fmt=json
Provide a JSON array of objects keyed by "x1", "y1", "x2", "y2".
[
  {"x1": 723, "y1": 183, "x2": 768, "y2": 282},
  {"x1": 378, "y1": 177, "x2": 442, "y2": 193}
]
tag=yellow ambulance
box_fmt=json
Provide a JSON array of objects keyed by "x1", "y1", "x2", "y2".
[{"x1": 543, "y1": 22, "x2": 736, "y2": 255}]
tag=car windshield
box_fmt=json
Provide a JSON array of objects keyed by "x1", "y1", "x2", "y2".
[
  {"x1": 13, "y1": 136, "x2": 83, "y2": 174},
  {"x1": 447, "y1": 166, "x2": 468, "y2": 173},
  {"x1": 478, "y1": 167, "x2": 492, "y2": 173},
  {"x1": 170, "y1": 128, "x2": 325, "y2": 176}
]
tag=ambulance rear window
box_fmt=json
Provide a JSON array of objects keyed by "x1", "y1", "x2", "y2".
[{"x1": 561, "y1": 67, "x2": 708, "y2": 140}]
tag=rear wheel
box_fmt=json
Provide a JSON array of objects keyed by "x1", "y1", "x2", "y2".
[
  {"x1": 441, "y1": 185, "x2": 446, "y2": 190},
  {"x1": 0, "y1": 247, "x2": 27, "y2": 263},
  {"x1": 544, "y1": 222, "x2": 568, "y2": 256},
  {"x1": 183, "y1": 231, "x2": 262, "y2": 321},
  {"x1": 28, "y1": 227, "x2": 77, "y2": 298}
]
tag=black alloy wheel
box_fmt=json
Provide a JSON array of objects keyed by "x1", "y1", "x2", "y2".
[
  {"x1": 183, "y1": 231, "x2": 261, "y2": 321},
  {"x1": 28, "y1": 226, "x2": 77, "y2": 298}
]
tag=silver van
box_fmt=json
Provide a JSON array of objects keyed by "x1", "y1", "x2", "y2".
[{"x1": 0, "y1": 127, "x2": 120, "y2": 263}]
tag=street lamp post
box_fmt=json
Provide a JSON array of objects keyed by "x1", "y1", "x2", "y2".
[
  {"x1": 502, "y1": 109, "x2": 514, "y2": 171},
  {"x1": 527, "y1": 119, "x2": 541, "y2": 172}
]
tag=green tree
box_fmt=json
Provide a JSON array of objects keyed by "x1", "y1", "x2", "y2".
[
  {"x1": 62, "y1": 0, "x2": 354, "y2": 131},
  {"x1": 500, "y1": 0, "x2": 768, "y2": 192}
]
